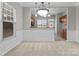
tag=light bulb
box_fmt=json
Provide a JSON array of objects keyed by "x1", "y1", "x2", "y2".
[
  {"x1": 48, "y1": 14, "x2": 50, "y2": 17},
  {"x1": 37, "y1": 9, "x2": 48, "y2": 17},
  {"x1": 35, "y1": 14, "x2": 37, "y2": 17}
]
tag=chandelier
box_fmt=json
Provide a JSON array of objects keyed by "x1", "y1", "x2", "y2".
[{"x1": 35, "y1": 2, "x2": 50, "y2": 17}]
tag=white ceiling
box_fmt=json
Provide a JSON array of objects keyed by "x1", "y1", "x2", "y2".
[
  {"x1": 19, "y1": 2, "x2": 79, "y2": 15},
  {"x1": 19, "y1": 2, "x2": 79, "y2": 8},
  {"x1": 31, "y1": 8, "x2": 67, "y2": 15}
]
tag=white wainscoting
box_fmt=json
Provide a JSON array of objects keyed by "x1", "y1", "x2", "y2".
[
  {"x1": 0, "y1": 30, "x2": 23, "y2": 56},
  {"x1": 70, "y1": 31, "x2": 79, "y2": 43},
  {"x1": 0, "y1": 30, "x2": 79, "y2": 55},
  {"x1": 0, "y1": 33, "x2": 2, "y2": 42},
  {"x1": 67, "y1": 31, "x2": 77, "y2": 42},
  {"x1": 23, "y1": 29, "x2": 55, "y2": 42},
  {"x1": 76, "y1": 31, "x2": 79, "y2": 43}
]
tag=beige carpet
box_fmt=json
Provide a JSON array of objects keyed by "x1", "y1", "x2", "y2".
[{"x1": 4, "y1": 41, "x2": 79, "y2": 56}]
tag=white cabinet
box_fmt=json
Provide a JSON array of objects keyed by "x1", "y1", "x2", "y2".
[
  {"x1": 0, "y1": 2, "x2": 16, "y2": 41},
  {"x1": 2, "y1": 3, "x2": 16, "y2": 22},
  {"x1": 0, "y1": 2, "x2": 3, "y2": 42}
]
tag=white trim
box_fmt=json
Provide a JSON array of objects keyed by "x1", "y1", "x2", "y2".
[
  {"x1": 1, "y1": 2, "x2": 16, "y2": 40},
  {"x1": 0, "y1": 30, "x2": 23, "y2": 56},
  {"x1": 0, "y1": 3, "x2": 2, "y2": 42},
  {"x1": 67, "y1": 8, "x2": 68, "y2": 41}
]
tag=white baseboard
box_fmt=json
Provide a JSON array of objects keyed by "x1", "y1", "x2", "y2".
[
  {"x1": 76, "y1": 31, "x2": 79, "y2": 42},
  {"x1": 67, "y1": 31, "x2": 79, "y2": 43},
  {"x1": 0, "y1": 30, "x2": 23, "y2": 56},
  {"x1": 0, "y1": 30, "x2": 79, "y2": 55}
]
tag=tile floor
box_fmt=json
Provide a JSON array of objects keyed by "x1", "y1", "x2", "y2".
[{"x1": 4, "y1": 41, "x2": 79, "y2": 56}]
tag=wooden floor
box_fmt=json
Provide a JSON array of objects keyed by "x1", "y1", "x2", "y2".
[{"x1": 4, "y1": 41, "x2": 79, "y2": 56}]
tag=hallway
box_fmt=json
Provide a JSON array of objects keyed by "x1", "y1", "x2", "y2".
[{"x1": 5, "y1": 41, "x2": 79, "y2": 56}]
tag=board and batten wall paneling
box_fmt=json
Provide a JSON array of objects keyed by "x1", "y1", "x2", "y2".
[
  {"x1": 23, "y1": 7, "x2": 31, "y2": 29},
  {"x1": 68, "y1": 7, "x2": 76, "y2": 31},
  {"x1": 67, "y1": 7, "x2": 76, "y2": 42},
  {"x1": 0, "y1": 2, "x2": 2, "y2": 42},
  {"x1": 76, "y1": 5, "x2": 79, "y2": 42},
  {"x1": 0, "y1": 2, "x2": 23, "y2": 55}
]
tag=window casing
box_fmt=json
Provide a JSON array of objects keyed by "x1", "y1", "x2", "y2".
[{"x1": 37, "y1": 19, "x2": 55, "y2": 28}]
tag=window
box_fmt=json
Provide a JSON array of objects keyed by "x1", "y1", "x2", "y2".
[
  {"x1": 37, "y1": 19, "x2": 55, "y2": 28},
  {"x1": 31, "y1": 14, "x2": 55, "y2": 28},
  {"x1": 48, "y1": 19, "x2": 55, "y2": 28},
  {"x1": 37, "y1": 19, "x2": 47, "y2": 28}
]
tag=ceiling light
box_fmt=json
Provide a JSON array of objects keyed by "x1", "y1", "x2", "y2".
[
  {"x1": 37, "y1": 9, "x2": 49, "y2": 17},
  {"x1": 35, "y1": 14, "x2": 37, "y2": 17},
  {"x1": 47, "y1": 14, "x2": 51, "y2": 17},
  {"x1": 35, "y1": 2, "x2": 50, "y2": 17}
]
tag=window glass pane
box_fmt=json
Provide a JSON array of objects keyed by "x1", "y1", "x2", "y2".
[
  {"x1": 37, "y1": 20, "x2": 42, "y2": 25},
  {"x1": 37, "y1": 20, "x2": 41, "y2": 28},
  {"x1": 36, "y1": 18, "x2": 55, "y2": 28},
  {"x1": 41, "y1": 20, "x2": 47, "y2": 25},
  {"x1": 48, "y1": 19, "x2": 55, "y2": 28},
  {"x1": 41, "y1": 20, "x2": 47, "y2": 28},
  {"x1": 37, "y1": 19, "x2": 47, "y2": 28}
]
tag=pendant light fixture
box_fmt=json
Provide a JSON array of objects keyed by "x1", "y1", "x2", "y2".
[
  {"x1": 47, "y1": 2, "x2": 51, "y2": 17},
  {"x1": 35, "y1": 2, "x2": 49, "y2": 17}
]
